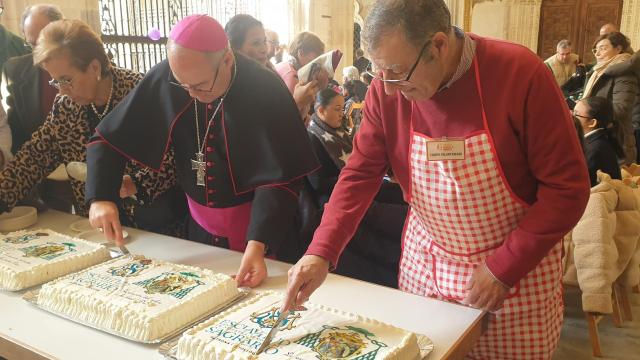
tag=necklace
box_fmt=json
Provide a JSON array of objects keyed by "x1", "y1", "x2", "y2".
[
  {"x1": 191, "y1": 62, "x2": 237, "y2": 187},
  {"x1": 90, "y1": 77, "x2": 113, "y2": 119}
]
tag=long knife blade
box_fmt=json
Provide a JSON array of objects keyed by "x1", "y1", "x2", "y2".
[{"x1": 255, "y1": 309, "x2": 288, "y2": 355}]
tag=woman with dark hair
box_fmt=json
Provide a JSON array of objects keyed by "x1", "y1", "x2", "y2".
[
  {"x1": 303, "y1": 88, "x2": 406, "y2": 287},
  {"x1": 224, "y1": 14, "x2": 272, "y2": 70},
  {"x1": 583, "y1": 31, "x2": 640, "y2": 165},
  {"x1": 574, "y1": 96, "x2": 623, "y2": 185}
]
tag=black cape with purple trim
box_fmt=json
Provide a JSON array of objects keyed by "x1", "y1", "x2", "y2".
[{"x1": 89, "y1": 53, "x2": 318, "y2": 197}]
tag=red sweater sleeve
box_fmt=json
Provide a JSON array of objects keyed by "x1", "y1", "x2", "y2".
[
  {"x1": 305, "y1": 85, "x2": 390, "y2": 266},
  {"x1": 485, "y1": 63, "x2": 590, "y2": 287}
]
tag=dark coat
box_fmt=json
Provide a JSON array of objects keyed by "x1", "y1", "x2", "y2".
[
  {"x1": 303, "y1": 120, "x2": 406, "y2": 287},
  {"x1": 3, "y1": 54, "x2": 44, "y2": 153},
  {"x1": 584, "y1": 130, "x2": 622, "y2": 186},
  {"x1": 586, "y1": 53, "x2": 640, "y2": 164},
  {"x1": 0, "y1": 25, "x2": 30, "y2": 72}
]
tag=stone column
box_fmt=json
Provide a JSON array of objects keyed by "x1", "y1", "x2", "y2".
[
  {"x1": 504, "y1": 0, "x2": 542, "y2": 52},
  {"x1": 621, "y1": 0, "x2": 640, "y2": 50}
]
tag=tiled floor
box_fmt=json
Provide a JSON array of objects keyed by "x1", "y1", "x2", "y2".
[{"x1": 553, "y1": 286, "x2": 640, "y2": 359}]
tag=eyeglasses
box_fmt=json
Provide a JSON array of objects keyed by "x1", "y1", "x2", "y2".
[
  {"x1": 592, "y1": 45, "x2": 611, "y2": 55},
  {"x1": 366, "y1": 39, "x2": 431, "y2": 87},
  {"x1": 170, "y1": 59, "x2": 222, "y2": 93},
  {"x1": 572, "y1": 111, "x2": 590, "y2": 120},
  {"x1": 48, "y1": 77, "x2": 74, "y2": 90}
]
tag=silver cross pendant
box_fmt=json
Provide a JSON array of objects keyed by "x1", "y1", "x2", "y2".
[{"x1": 191, "y1": 152, "x2": 206, "y2": 186}]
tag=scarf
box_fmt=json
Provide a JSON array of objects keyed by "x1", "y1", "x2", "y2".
[
  {"x1": 582, "y1": 53, "x2": 631, "y2": 98},
  {"x1": 308, "y1": 114, "x2": 353, "y2": 169}
]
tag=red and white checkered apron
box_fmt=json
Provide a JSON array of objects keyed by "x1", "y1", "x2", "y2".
[{"x1": 398, "y1": 60, "x2": 563, "y2": 359}]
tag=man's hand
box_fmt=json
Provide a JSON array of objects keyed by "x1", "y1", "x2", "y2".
[
  {"x1": 294, "y1": 80, "x2": 319, "y2": 107},
  {"x1": 463, "y1": 263, "x2": 510, "y2": 311},
  {"x1": 89, "y1": 201, "x2": 125, "y2": 245},
  {"x1": 119, "y1": 175, "x2": 137, "y2": 198},
  {"x1": 282, "y1": 255, "x2": 330, "y2": 312},
  {"x1": 235, "y1": 240, "x2": 268, "y2": 288}
]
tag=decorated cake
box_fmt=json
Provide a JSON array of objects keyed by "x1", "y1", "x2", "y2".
[
  {"x1": 0, "y1": 229, "x2": 110, "y2": 291},
  {"x1": 37, "y1": 255, "x2": 239, "y2": 342},
  {"x1": 176, "y1": 291, "x2": 421, "y2": 359}
]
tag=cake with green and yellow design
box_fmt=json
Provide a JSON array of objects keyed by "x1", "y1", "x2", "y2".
[
  {"x1": 176, "y1": 291, "x2": 421, "y2": 359},
  {"x1": 36, "y1": 255, "x2": 238, "y2": 342},
  {"x1": 0, "y1": 229, "x2": 110, "y2": 291}
]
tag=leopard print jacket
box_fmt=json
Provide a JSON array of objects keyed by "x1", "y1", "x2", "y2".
[{"x1": 0, "y1": 66, "x2": 176, "y2": 217}]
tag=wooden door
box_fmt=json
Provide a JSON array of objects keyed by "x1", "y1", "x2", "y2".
[
  {"x1": 538, "y1": 0, "x2": 580, "y2": 61},
  {"x1": 577, "y1": 0, "x2": 623, "y2": 64},
  {"x1": 538, "y1": 0, "x2": 623, "y2": 63}
]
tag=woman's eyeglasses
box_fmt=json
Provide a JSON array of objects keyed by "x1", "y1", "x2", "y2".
[
  {"x1": 48, "y1": 77, "x2": 74, "y2": 90},
  {"x1": 592, "y1": 45, "x2": 611, "y2": 55}
]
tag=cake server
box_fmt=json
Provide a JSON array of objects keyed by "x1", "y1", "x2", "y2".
[{"x1": 255, "y1": 308, "x2": 289, "y2": 354}]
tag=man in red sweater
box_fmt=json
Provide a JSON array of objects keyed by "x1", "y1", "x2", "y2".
[{"x1": 283, "y1": 0, "x2": 590, "y2": 358}]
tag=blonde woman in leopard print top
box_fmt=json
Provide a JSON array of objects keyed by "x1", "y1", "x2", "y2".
[{"x1": 0, "y1": 19, "x2": 176, "y2": 220}]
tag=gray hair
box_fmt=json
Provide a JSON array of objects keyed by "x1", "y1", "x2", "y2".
[
  {"x1": 557, "y1": 39, "x2": 571, "y2": 50},
  {"x1": 343, "y1": 66, "x2": 360, "y2": 82},
  {"x1": 363, "y1": 0, "x2": 451, "y2": 53},
  {"x1": 21, "y1": 4, "x2": 63, "y2": 33}
]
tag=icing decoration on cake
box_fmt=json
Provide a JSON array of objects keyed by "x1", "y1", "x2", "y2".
[
  {"x1": 0, "y1": 229, "x2": 110, "y2": 291},
  {"x1": 176, "y1": 291, "x2": 420, "y2": 359},
  {"x1": 37, "y1": 255, "x2": 239, "y2": 342}
]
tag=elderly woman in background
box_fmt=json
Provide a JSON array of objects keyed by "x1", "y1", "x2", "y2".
[
  {"x1": 582, "y1": 31, "x2": 640, "y2": 164},
  {"x1": 225, "y1": 14, "x2": 274, "y2": 71},
  {"x1": 0, "y1": 19, "x2": 182, "y2": 235}
]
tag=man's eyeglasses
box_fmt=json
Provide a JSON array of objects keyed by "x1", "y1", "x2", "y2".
[
  {"x1": 366, "y1": 39, "x2": 431, "y2": 87},
  {"x1": 49, "y1": 77, "x2": 74, "y2": 90},
  {"x1": 170, "y1": 57, "x2": 223, "y2": 93}
]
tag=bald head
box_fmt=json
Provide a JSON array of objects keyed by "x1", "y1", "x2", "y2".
[
  {"x1": 600, "y1": 23, "x2": 617, "y2": 36},
  {"x1": 265, "y1": 29, "x2": 279, "y2": 59},
  {"x1": 22, "y1": 4, "x2": 63, "y2": 47}
]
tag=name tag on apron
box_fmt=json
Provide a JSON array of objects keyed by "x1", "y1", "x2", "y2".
[{"x1": 426, "y1": 138, "x2": 465, "y2": 161}]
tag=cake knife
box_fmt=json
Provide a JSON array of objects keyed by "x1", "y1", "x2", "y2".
[
  {"x1": 255, "y1": 308, "x2": 289, "y2": 354},
  {"x1": 118, "y1": 245, "x2": 131, "y2": 255}
]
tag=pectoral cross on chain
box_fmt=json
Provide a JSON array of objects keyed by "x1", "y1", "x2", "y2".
[{"x1": 191, "y1": 152, "x2": 206, "y2": 186}]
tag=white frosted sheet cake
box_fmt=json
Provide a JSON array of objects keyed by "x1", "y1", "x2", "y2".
[
  {"x1": 177, "y1": 291, "x2": 420, "y2": 359},
  {"x1": 0, "y1": 229, "x2": 110, "y2": 291},
  {"x1": 36, "y1": 255, "x2": 239, "y2": 342}
]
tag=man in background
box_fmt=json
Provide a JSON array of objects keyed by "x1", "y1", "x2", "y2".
[
  {"x1": 544, "y1": 39, "x2": 579, "y2": 87},
  {"x1": 0, "y1": 0, "x2": 31, "y2": 72},
  {"x1": 353, "y1": 48, "x2": 370, "y2": 74},
  {"x1": 2, "y1": 4, "x2": 71, "y2": 212}
]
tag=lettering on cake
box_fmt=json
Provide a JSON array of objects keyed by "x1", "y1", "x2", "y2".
[
  {"x1": 69, "y1": 272, "x2": 162, "y2": 306},
  {"x1": 134, "y1": 271, "x2": 204, "y2": 299},
  {"x1": 203, "y1": 309, "x2": 304, "y2": 356},
  {"x1": 251, "y1": 307, "x2": 301, "y2": 330},
  {"x1": 2, "y1": 232, "x2": 49, "y2": 244},
  {"x1": 296, "y1": 325, "x2": 388, "y2": 359},
  {"x1": 108, "y1": 257, "x2": 152, "y2": 277},
  {"x1": 19, "y1": 242, "x2": 76, "y2": 260}
]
